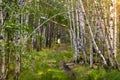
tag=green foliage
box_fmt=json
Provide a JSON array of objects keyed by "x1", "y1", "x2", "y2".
[
  {"x1": 20, "y1": 49, "x2": 73, "y2": 80},
  {"x1": 87, "y1": 69, "x2": 106, "y2": 80},
  {"x1": 103, "y1": 71, "x2": 120, "y2": 80},
  {"x1": 74, "y1": 65, "x2": 120, "y2": 80},
  {"x1": 2, "y1": 0, "x2": 120, "y2": 80},
  {"x1": 20, "y1": 49, "x2": 120, "y2": 80},
  {"x1": 19, "y1": 70, "x2": 38, "y2": 80}
]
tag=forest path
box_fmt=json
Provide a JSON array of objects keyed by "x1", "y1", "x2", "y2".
[{"x1": 55, "y1": 43, "x2": 71, "y2": 52}]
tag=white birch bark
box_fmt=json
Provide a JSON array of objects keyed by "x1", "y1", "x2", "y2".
[
  {"x1": 79, "y1": 0, "x2": 107, "y2": 65},
  {"x1": 101, "y1": 17, "x2": 113, "y2": 66},
  {"x1": 112, "y1": 0, "x2": 117, "y2": 58},
  {"x1": 109, "y1": 0, "x2": 114, "y2": 50},
  {"x1": 77, "y1": 1, "x2": 87, "y2": 63},
  {"x1": 90, "y1": 41, "x2": 93, "y2": 68},
  {"x1": 70, "y1": 0, "x2": 79, "y2": 62},
  {"x1": 66, "y1": 0, "x2": 74, "y2": 51},
  {"x1": 111, "y1": 0, "x2": 119, "y2": 69}
]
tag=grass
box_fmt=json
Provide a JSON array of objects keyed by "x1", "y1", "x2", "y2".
[{"x1": 19, "y1": 48, "x2": 120, "y2": 80}]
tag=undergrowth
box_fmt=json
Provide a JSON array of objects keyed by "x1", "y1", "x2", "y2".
[{"x1": 19, "y1": 49, "x2": 120, "y2": 80}]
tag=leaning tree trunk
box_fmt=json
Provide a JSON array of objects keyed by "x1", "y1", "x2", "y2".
[{"x1": 79, "y1": 0, "x2": 107, "y2": 65}]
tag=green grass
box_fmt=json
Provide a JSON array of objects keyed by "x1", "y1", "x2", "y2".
[{"x1": 19, "y1": 49, "x2": 120, "y2": 80}]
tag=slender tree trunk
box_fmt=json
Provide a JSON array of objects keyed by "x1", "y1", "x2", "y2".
[
  {"x1": 90, "y1": 41, "x2": 93, "y2": 68},
  {"x1": 6, "y1": 32, "x2": 11, "y2": 79},
  {"x1": 0, "y1": 0, "x2": 6, "y2": 79},
  {"x1": 14, "y1": 0, "x2": 25, "y2": 79},
  {"x1": 67, "y1": 0, "x2": 73, "y2": 49},
  {"x1": 71, "y1": 0, "x2": 79, "y2": 63},
  {"x1": 111, "y1": 0, "x2": 119, "y2": 69}
]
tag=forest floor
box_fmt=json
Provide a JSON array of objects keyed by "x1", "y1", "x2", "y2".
[{"x1": 18, "y1": 44, "x2": 120, "y2": 80}]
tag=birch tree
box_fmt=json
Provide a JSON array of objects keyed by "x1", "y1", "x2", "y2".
[
  {"x1": 109, "y1": 0, "x2": 119, "y2": 69},
  {"x1": 0, "y1": 0, "x2": 6, "y2": 79},
  {"x1": 79, "y1": 0, "x2": 107, "y2": 65}
]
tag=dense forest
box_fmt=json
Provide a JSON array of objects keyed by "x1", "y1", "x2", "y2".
[{"x1": 0, "y1": 0, "x2": 120, "y2": 80}]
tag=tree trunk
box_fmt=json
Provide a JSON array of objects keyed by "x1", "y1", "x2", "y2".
[
  {"x1": 90, "y1": 42, "x2": 93, "y2": 68},
  {"x1": 0, "y1": 0, "x2": 6, "y2": 79}
]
